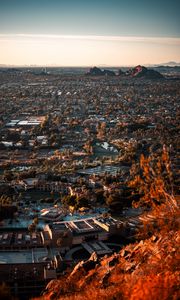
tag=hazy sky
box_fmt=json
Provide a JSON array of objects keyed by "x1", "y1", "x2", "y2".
[{"x1": 0, "y1": 0, "x2": 180, "y2": 66}]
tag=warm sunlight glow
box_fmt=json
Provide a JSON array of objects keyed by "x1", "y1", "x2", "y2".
[{"x1": 0, "y1": 34, "x2": 180, "y2": 66}]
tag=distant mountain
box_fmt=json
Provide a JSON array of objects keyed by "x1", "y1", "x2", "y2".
[
  {"x1": 129, "y1": 65, "x2": 164, "y2": 79},
  {"x1": 86, "y1": 67, "x2": 116, "y2": 76},
  {"x1": 147, "y1": 62, "x2": 180, "y2": 67},
  {"x1": 86, "y1": 65, "x2": 163, "y2": 79},
  {"x1": 158, "y1": 61, "x2": 180, "y2": 67}
]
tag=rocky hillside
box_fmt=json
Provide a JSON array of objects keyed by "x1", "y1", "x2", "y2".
[
  {"x1": 86, "y1": 65, "x2": 164, "y2": 79},
  {"x1": 130, "y1": 65, "x2": 164, "y2": 79},
  {"x1": 34, "y1": 207, "x2": 179, "y2": 300},
  {"x1": 86, "y1": 67, "x2": 116, "y2": 76}
]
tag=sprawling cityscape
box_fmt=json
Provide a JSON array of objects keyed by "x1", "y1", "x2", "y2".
[
  {"x1": 0, "y1": 65, "x2": 179, "y2": 299},
  {"x1": 0, "y1": 0, "x2": 179, "y2": 299}
]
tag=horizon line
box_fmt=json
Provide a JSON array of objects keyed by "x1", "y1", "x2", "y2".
[{"x1": 0, "y1": 62, "x2": 179, "y2": 68}]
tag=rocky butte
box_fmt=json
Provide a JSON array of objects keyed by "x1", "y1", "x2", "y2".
[
  {"x1": 86, "y1": 65, "x2": 164, "y2": 79},
  {"x1": 86, "y1": 67, "x2": 116, "y2": 76},
  {"x1": 127, "y1": 65, "x2": 164, "y2": 79}
]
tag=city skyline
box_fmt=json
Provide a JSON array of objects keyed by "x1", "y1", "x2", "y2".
[{"x1": 0, "y1": 0, "x2": 180, "y2": 66}]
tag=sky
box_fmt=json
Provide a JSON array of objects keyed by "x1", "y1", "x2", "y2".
[{"x1": 0, "y1": 0, "x2": 180, "y2": 66}]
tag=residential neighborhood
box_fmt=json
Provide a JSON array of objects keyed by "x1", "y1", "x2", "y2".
[{"x1": 0, "y1": 67, "x2": 179, "y2": 298}]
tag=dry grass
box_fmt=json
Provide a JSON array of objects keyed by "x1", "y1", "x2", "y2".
[{"x1": 34, "y1": 148, "x2": 180, "y2": 300}]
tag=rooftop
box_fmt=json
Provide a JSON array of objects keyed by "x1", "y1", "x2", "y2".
[
  {"x1": 78, "y1": 165, "x2": 121, "y2": 176},
  {"x1": 0, "y1": 248, "x2": 48, "y2": 264},
  {"x1": 82, "y1": 241, "x2": 112, "y2": 255}
]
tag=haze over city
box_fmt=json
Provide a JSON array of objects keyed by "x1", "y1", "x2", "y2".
[{"x1": 0, "y1": 0, "x2": 180, "y2": 66}]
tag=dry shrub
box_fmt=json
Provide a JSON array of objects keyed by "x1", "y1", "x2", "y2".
[
  {"x1": 34, "y1": 147, "x2": 179, "y2": 300},
  {"x1": 126, "y1": 272, "x2": 180, "y2": 300},
  {"x1": 129, "y1": 146, "x2": 177, "y2": 211}
]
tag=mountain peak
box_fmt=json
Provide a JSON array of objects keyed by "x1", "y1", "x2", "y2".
[{"x1": 130, "y1": 65, "x2": 164, "y2": 79}]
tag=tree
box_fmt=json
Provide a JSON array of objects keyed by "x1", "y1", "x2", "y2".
[
  {"x1": 57, "y1": 237, "x2": 63, "y2": 247},
  {"x1": 33, "y1": 217, "x2": 39, "y2": 226},
  {"x1": 28, "y1": 222, "x2": 36, "y2": 233},
  {"x1": 77, "y1": 196, "x2": 88, "y2": 208},
  {"x1": 95, "y1": 189, "x2": 106, "y2": 204},
  {"x1": 106, "y1": 191, "x2": 124, "y2": 210},
  {"x1": 62, "y1": 195, "x2": 77, "y2": 207},
  {"x1": 83, "y1": 141, "x2": 93, "y2": 154},
  {"x1": 128, "y1": 146, "x2": 178, "y2": 211},
  {"x1": 97, "y1": 122, "x2": 106, "y2": 140},
  {"x1": 3, "y1": 170, "x2": 13, "y2": 182}
]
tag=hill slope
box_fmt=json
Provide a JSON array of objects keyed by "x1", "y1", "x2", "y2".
[{"x1": 35, "y1": 208, "x2": 179, "y2": 300}]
